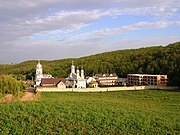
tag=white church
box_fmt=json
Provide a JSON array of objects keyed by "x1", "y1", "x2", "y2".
[
  {"x1": 35, "y1": 61, "x2": 86, "y2": 88},
  {"x1": 66, "y1": 61, "x2": 86, "y2": 88},
  {"x1": 35, "y1": 61, "x2": 52, "y2": 86}
]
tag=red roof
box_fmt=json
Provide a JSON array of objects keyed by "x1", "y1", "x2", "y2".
[{"x1": 41, "y1": 78, "x2": 66, "y2": 86}]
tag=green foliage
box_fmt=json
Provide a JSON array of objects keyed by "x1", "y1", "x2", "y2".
[
  {"x1": 0, "y1": 75, "x2": 24, "y2": 95},
  {"x1": 0, "y1": 90, "x2": 180, "y2": 134},
  {"x1": 0, "y1": 42, "x2": 179, "y2": 86}
]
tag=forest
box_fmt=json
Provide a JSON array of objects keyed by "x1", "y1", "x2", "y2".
[{"x1": 0, "y1": 42, "x2": 179, "y2": 86}]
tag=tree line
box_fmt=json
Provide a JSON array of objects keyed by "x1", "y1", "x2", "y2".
[{"x1": 0, "y1": 42, "x2": 179, "y2": 86}]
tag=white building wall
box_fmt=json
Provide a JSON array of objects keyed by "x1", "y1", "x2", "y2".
[
  {"x1": 57, "y1": 82, "x2": 66, "y2": 89},
  {"x1": 77, "y1": 80, "x2": 86, "y2": 88},
  {"x1": 35, "y1": 62, "x2": 43, "y2": 86}
]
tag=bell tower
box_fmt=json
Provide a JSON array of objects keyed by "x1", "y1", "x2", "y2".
[
  {"x1": 76, "y1": 67, "x2": 80, "y2": 79},
  {"x1": 35, "y1": 60, "x2": 43, "y2": 86},
  {"x1": 81, "y1": 66, "x2": 85, "y2": 79},
  {"x1": 71, "y1": 61, "x2": 75, "y2": 74}
]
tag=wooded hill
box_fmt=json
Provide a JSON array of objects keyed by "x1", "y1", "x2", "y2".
[{"x1": 0, "y1": 42, "x2": 179, "y2": 86}]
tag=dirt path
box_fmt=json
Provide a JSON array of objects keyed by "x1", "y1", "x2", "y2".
[
  {"x1": 20, "y1": 92, "x2": 36, "y2": 101},
  {"x1": 0, "y1": 91, "x2": 40, "y2": 103},
  {"x1": 0, "y1": 94, "x2": 13, "y2": 103},
  {"x1": 20, "y1": 87, "x2": 40, "y2": 101}
]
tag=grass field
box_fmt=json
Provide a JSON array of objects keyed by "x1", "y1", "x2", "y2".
[{"x1": 0, "y1": 90, "x2": 180, "y2": 134}]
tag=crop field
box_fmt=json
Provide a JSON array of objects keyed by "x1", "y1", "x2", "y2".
[{"x1": 0, "y1": 90, "x2": 180, "y2": 134}]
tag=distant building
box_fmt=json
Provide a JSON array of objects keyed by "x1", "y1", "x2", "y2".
[
  {"x1": 127, "y1": 74, "x2": 167, "y2": 86},
  {"x1": 117, "y1": 78, "x2": 127, "y2": 86},
  {"x1": 40, "y1": 78, "x2": 66, "y2": 89},
  {"x1": 86, "y1": 77, "x2": 98, "y2": 88},
  {"x1": 89, "y1": 81, "x2": 99, "y2": 88},
  {"x1": 94, "y1": 73, "x2": 118, "y2": 86},
  {"x1": 35, "y1": 61, "x2": 52, "y2": 86},
  {"x1": 86, "y1": 77, "x2": 96, "y2": 84},
  {"x1": 43, "y1": 74, "x2": 52, "y2": 78},
  {"x1": 66, "y1": 61, "x2": 86, "y2": 88}
]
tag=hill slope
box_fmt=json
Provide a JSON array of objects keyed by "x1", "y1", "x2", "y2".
[{"x1": 0, "y1": 42, "x2": 179, "y2": 86}]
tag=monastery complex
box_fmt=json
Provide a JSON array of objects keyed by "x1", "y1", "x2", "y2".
[{"x1": 35, "y1": 61, "x2": 167, "y2": 90}]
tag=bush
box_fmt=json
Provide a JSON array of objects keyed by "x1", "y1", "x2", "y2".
[{"x1": 0, "y1": 75, "x2": 24, "y2": 95}]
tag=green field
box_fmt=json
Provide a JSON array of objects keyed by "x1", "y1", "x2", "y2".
[{"x1": 0, "y1": 90, "x2": 180, "y2": 134}]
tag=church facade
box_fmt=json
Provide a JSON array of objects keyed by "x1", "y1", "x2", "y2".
[{"x1": 66, "y1": 62, "x2": 86, "y2": 88}]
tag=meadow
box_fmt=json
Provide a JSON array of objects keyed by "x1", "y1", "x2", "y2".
[{"x1": 0, "y1": 90, "x2": 180, "y2": 134}]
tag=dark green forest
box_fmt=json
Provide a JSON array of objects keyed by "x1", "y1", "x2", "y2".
[{"x1": 0, "y1": 42, "x2": 179, "y2": 86}]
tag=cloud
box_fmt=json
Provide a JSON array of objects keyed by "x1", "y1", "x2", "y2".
[
  {"x1": 25, "y1": 10, "x2": 102, "y2": 30},
  {"x1": 0, "y1": 0, "x2": 179, "y2": 45},
  {"x1": 13, "y1": 20, "x2": 180, "y2": 53},
  {"x1": 0, "y1": 0, "x2": 179, "y2": 63},
  {"x1": 1, "y1": 36, "x2": 179, "y2": 64},
  {"x1": 0, "y1": 10, "x2": 105, "y2": 48},
  {"x1": 0, "y1": 0, "x2": 179, "y2": 22},
  {"x1": 70, "y1": 21, "x2": 180, "y2": 42},
  {"x1": 108, "y1": 6, "x2": 178, "y2": 17},
  {"x1": 108, "y1": 36, "x2": 180, "y2": 50}
]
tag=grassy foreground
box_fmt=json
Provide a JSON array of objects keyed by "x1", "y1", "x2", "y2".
[{"x1": 0, "y1": 90, "x2": 180, "y2": 134}]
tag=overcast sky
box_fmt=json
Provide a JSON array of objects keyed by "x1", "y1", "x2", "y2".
[{"x1": 0, "y1": 0, "x2": 180, "y2": 64}]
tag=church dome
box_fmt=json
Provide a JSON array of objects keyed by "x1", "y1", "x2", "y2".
[{"x1": 36, "y1": 61, "x2": 42, "y2": 69}]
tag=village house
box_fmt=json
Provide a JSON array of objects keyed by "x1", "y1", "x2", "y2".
[{"x1": 39, "y1": 78, "x2": 66, "y2": 89}]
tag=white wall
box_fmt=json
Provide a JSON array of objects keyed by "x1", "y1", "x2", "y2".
[{"x1": 36, "y1": 86, "x2": 179, "y2": 92}]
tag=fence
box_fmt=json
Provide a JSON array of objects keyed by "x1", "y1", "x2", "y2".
[{"x1": 36, "y1": 86, "x2": 179, "y2": 92}]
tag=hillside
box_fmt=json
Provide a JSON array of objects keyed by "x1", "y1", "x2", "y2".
[{"x1": 0, "y1": 42, "x2": 179, "y2": 86}]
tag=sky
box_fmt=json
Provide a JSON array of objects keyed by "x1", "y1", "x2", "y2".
[{"x1": 0, "y1": 0, "x2": 180, "y2": 64}]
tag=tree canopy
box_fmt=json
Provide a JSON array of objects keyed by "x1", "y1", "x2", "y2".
[{"x1": 0, "y1": 75, "x2": 24, "y2": 95}]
